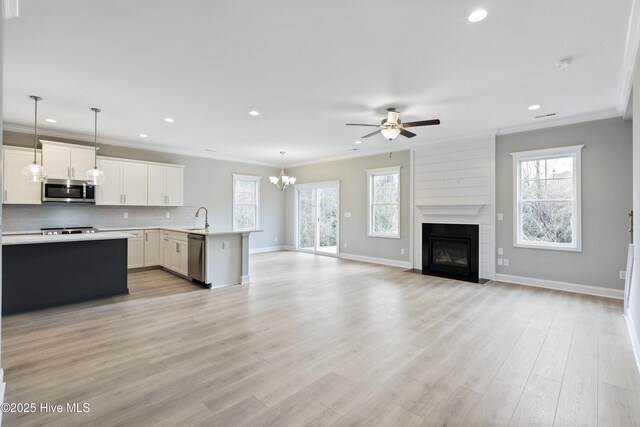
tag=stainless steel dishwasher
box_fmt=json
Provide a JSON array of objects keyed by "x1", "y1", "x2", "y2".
[{"x1": 188, "y1": 234, "x2": 206, "y2": 284}]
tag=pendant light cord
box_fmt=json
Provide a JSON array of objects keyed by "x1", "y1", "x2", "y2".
[
  {"x1": 91, "y1": 107, "x2": 101, "y2": 169},
  {"x1": 30, "y1": 95, "x2": 42, "y2": 164}
]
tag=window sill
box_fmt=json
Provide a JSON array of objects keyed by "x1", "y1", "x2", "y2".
[
  {"x1": 368, "y1": 233, "x2": 401, "y2": 240},
  {"x1": 514, "y1": 242, "x2": 581, "y2": 252}
]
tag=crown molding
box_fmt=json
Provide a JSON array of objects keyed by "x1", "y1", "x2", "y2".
[
  {"x1": 2, "y1": 123, "x2": 279, "y2": 168},
  {"x1": 496, "y1": 110, "x2": 621, "y2": 136},
  {"x1": 617, "y1": 0, "x2": 640, "y2": 114},
  {"x1": 2, "y1": 0, "x2": 18, "y2": 19}
]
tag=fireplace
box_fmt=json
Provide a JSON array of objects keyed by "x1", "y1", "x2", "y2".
[{"x1": 422, "y1": 223, "x2": 479, "y2": 283}]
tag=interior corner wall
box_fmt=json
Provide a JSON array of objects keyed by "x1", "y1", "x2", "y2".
[
  {"x1": 629, "y1": 67, "x2": 640, "y2": 361},
  {"x1": 284, "y1": 150, "x2": 411, "y2": 264},
  {"x1": 496, "y1": 117, "x2": 632, "y2": 290}
]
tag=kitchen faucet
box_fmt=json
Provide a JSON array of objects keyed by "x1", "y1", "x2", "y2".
[{"x1": 195, "y1": 207, "x2": 210, "y2": 230}]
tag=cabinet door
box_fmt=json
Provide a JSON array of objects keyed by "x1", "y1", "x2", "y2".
[
  {"x1": 144, "y1": 230, "x2": 161, "y2": 267},
  {"x1": 95, "y1": 159, "x2": 123, "y2": 205},
  {"x1": 165, "y1": 166, "x2": 184, "y2": 206},
  {"x1": 162, "y1": 235, "x2": 172, "y2": 268},
  {"x1": 69, "y1": 147, "x2": 95, "y2": 180},
  {"x1": 3, "y1": 148, "x2": 42, "y2": 204},
  {"x1": 177, "y1": 241, "x2": 189, "y2": 276},
  {"x1": 127, "y1": 232, "x2": 145, "y2": 269},
  {"x1": 147, "y1": 165, "x2": 167, "y2": 206},
  {"x1": 42, "y1": 144, "x2": 71, "y2": 179},
  {"x1": 123, "y1": 162, "x2": 148, "y2": 206}
]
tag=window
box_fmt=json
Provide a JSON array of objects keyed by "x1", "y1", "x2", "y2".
[
  {"x1": 367, "y1": 166, "x2": 401, "y2": 238},
  {"x1": 233, "y1": 174, "x2": 260, "y2": 230},
  {"x1": 512, "y1": 145, "x2": 583, "y2": 251}
]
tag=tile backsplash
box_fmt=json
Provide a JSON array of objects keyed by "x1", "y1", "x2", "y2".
[{"x1": 3, "y1": 204, "x2": 199, "y2": 232}]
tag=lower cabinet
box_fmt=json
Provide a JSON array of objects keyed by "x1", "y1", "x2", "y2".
[
  {"x1": 144, "y1": 230, "x2": 161, "y2": 267},
  {"x1": 161, "y1": 231, "x2": 188, "y2": 276},
  {"x1": 127, "y1": 230, "x2": 145, "y2": 269}
]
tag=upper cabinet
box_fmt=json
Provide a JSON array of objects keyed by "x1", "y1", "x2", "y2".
[
  {"x1": 95, "y1": 158, "x2": 148, "y2": 206},
  {"x1": 41, "y1": 140, "x2": 95, "y2": 180},
  {"x1": 148, "y1": 165, "x2": 184, "y2": 206},
  {"x1": 2, "y1": 147, "x2": 42, "y2": 204}
]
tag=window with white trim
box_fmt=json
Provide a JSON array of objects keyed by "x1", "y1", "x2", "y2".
[
  {"x1": 367, "y1": 166, "x2": 400, "y2": 238},
  {"x1": 512, "y1": 145, "x2": 583, "y2": 251},
  {"x1": 233, "y1": 174, "x2": 260, "y2": 231}
]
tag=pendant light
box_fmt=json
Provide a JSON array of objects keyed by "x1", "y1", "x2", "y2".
[
  {"x1": 85, "y1": 107, "x2": 106, "y2": 185},
  {"x1": 269, "y1": 151, "x2": 296, "y2": 191},
  {"x1": 21, "y1": 95, "x2": 47, "y2": 182}
]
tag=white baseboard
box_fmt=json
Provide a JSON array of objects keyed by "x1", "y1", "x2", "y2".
[
  {"x1": 339, "y1": 252, "x2": 412, "y2": 269},
  {"x1": 625, "y1": 310, "x2": 640, "y2": 376},
  {"x1": 249, "y1": 246, "x2": 285, "y2": 254},
  {"x1": 494, "y1": 273, "x2": 624, "y2": 299}
]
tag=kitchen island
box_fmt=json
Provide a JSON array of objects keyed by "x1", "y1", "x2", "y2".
[{"x1": 2, "y1": 232, "x2": 131, "y2": 315}]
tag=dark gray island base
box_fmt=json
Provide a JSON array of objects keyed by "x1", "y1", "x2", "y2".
[{"x1": 2, "y1": 236, "x2": 129, "y2": 315}]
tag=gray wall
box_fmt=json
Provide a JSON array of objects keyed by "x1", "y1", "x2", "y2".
[
  {"x1": 284, "y1": 150, "x2": 411, "y2": 263},
  {"x1": 3, "y1": 131, "x2": 284, "y2": 249},
  {"x1": 630, "y1": 67, "x2": 640, "y2": 350},
  {"x1": 496, "y1": 117, "x2": 632, "y2": 290}
]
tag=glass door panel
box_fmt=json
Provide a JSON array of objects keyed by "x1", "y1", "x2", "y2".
[
  {"x1": 296, "y1": 183, "x2": 339, "y2": 255},
  {"x1": 317, "y1": 187, "x2": 338, "y2": 254},
  {"x1": 297, "y1": 188, "x2": 316, "y2": 251}
]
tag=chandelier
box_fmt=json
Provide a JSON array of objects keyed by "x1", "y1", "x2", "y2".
[{"x1": 269, "y1": 151, "x2": 296, "y2": 191}]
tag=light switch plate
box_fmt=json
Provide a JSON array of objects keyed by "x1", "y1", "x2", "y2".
[
  {"x1": 166, "y1": 212, "x2": 170, "y2": 219},
  {"x1": 123, "y1": 212, "x2": 128, "y2": 219},
  {"x1": 498, "y1": 247, "x2": 503, "y2": 255},
  {"x1": 503, "y1": 259, "x2": 510, "y2": 267},
  {"x1": 497, "y1": 258, "x2": 503, "y2": 266},
  {"x1": 222, "y1": 241, "x2": 229, "y2": 249},
  {"x1": 401, "y1": 249, "x2": 405, "y2": 255},
  {"x1": 344, "y1": 212, "x2": 351, "y2": 218},
  {"x1": 620, "y1": 270, "x2": 626, "y2": 280},
  {"x1": 498, "y1": 213, "x2": 503, "y2": 221}
]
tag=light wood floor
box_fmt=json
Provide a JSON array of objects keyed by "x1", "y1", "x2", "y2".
[{"x1": 3, "y1": 251, "x2": 640, "y2": 426}]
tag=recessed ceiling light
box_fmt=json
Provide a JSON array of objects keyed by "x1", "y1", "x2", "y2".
[
  {"x1": 249, "y1": 110, "x2": 260, "y2": 116},
  {"x1": 468, "y1": 9, "x2": 488, "y2": 22},
  {"x1": 139, "y1": 133, "x2": 148, "y2": 138},
  {"x1": 164, "y1": 117, "x2": 175, "y2": 123},
  {"x1": 355, "y1": 140, "x2": 361, "y2": 145},
  {"x1": 528, "y1": 104, "x2": 541, "y2": 111},
  {"x1": 45, "y1": 118, "x2": 57, "y2": 123}
]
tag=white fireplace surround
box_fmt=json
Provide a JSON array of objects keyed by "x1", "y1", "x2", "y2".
[{"x1": 411, "y1": 136, "x2": 496, "y2": 280}]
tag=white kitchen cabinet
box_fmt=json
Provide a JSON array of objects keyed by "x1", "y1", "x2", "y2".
[
  {"x1": 148, "y1": 165, "x2": 184, "y2": 206},
  {"x1": 161, "y1": 230, "x2": 188, "y2": 275},
  {"x1": 144, "y1": 230, "x2": 161, "y2": 267},
  {"x1": 95, "y1": 158, "x2": 148, "y2": 206},
  {"x1": 2, "y1": 147, "x2": 43, "y2": 205},
  {"x1": 96, "y1": 158, "x2": 123, "y2": 205},
  {"x1": 42, "y1": 141, "x2": 95, "y2": 180},
  {"x1": 127, "y1": 230, "x2": 145, "y2": 269}
]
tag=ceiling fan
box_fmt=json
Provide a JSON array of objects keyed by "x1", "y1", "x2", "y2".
[{"x1": 346, "y1": 107, "x2": 440, "y2": 141}]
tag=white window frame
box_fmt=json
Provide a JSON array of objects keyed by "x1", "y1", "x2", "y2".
[
  {"x1": 511, "y1": 145, "x2": 583, "y2": 252},
  {"x1": 367, "y1": 166, "x2": 401, "y2": 239},
  {"x1": 232, "y1": 174, "x2": 261, "y2": 231}
]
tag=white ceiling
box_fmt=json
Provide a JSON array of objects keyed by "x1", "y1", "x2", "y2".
[{"x1": 3, "y1": 0, "x2": 636, "y2": 166}]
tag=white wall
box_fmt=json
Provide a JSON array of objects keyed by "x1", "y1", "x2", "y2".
[
  {"x1": 412, "y1": 135, "x2": 496, "y2": 280},
  {"x1": 629, "y1": 68, "x2": 640, "y2": 371}
]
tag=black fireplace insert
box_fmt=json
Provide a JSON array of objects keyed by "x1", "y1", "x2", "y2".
[{"x1": 422, "y1": 223, "x2": 479, "y2": 283}]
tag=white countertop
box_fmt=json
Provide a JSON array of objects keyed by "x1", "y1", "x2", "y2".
[
  {"x1": 160, "y1": 227, "x2": 263, "y2": 236},
  {"x1": 3, "y1": 231, "x2": 134, "y2": 246}
]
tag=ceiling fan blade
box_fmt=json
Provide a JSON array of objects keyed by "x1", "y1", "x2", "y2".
[
  {"x1": 362, "y1": 129, "x2": 382, "y2": 138},
  {"x1": 346, "y1": 123, "x2": 380, "y2": 127},
  {"x1": 402, "y1": 119, "x2": 441, "y2": 128},
  {"x1": 399, "y1": 128, "x2": 417, "y2": 138}
]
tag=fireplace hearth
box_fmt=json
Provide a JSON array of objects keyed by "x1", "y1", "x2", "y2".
[{"x1": 422, "y1": 223, "x2": 479, "y2": 283}]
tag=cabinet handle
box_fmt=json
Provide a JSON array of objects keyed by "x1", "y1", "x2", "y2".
[
  {"x1": 145, "y1": 233, "x2": 148, "y2": 242},
  {"x1": 176, "y1": 242, "x2": 179, "y2": 253},
  {"x1": 67, "y1": 166, "x2": 71, "y2": 178},
  {"x1": 72, "y1": 167, "x2": 75, "y2": 178},
  {"x1": 123, "y1": 194, "x2": 127, "y2": 204},
  {"x1": 167, "y1": 196, "x2": 170, "y2": 205}
]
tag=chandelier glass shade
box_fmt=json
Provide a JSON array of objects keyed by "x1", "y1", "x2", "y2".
[{"x1": 381, "y1": 128, "x2": 401, "y2": 140}]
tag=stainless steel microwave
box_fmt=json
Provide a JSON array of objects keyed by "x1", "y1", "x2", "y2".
[{"x1": 42, "y1": 179, "x2": 96, "y2": 203}]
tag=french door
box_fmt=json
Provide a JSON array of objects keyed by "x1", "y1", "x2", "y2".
[{"x1": 295, "y1": 181, "x2": 340, "y2": 255}]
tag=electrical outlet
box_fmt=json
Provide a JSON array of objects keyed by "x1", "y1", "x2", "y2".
[
  {"x1": 497, "y1": 258, "x2": 503, "y2": 266},
  {"x1": 620, "y1": 270, "x2": 626, "y2": 280},
  {"x1": 343, "y1": 242, "x2": 347, "y2": 249},
  {"x1": 503, "y1": 259, "x2": 510, "y2": 267},
  {"x1": 498, "y1": 247, "x2": 503, "y2": 255},
  {"x1": 123, "y1": 212, "x2": 128, "y2": 219},
  {"x1": 401, "y1": 249, "x2": 405, "y2": 255},
  {"x1": 498, "y1": 213, "x2": 503, "y2": 221},
  {"x1": 222, "y1": 241, "x2": 229, "y2": 249},
  {"x1": 166, "y1": 212, "x2": 170, "y2": 219},
  {"x1": 344, "y1": 212, "x2": 352, "y2": 218},
  {"x1": 274, "y1": 237, "x2": 278, "y2": 243}
]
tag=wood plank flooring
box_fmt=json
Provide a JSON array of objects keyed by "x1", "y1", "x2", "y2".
[{"x1": 2, "y1": 251, "x2": 640, "y2": 426}]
